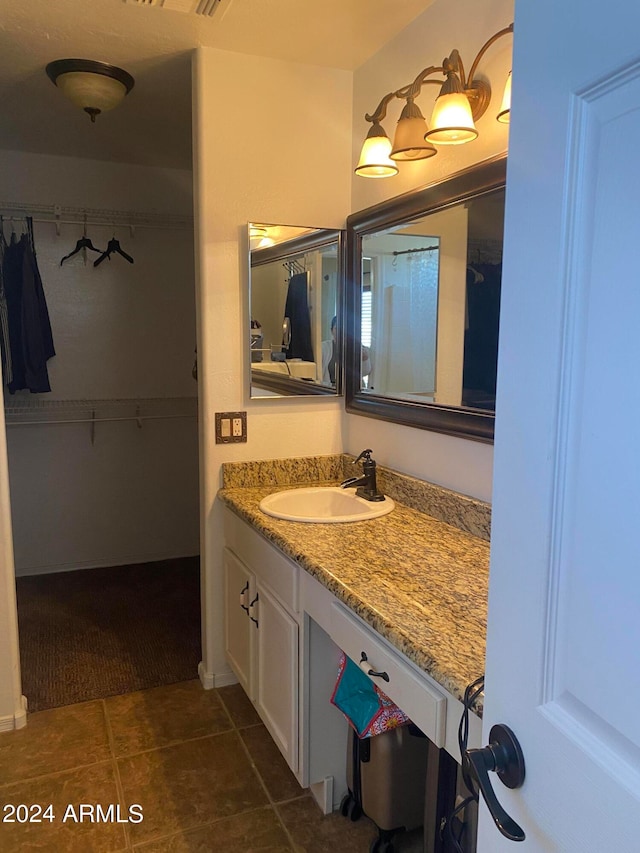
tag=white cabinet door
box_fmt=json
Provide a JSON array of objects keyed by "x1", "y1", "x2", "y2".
[
  {"x1": 254, "y1": 579, "x2": 299, "y2": 774},
  {"x1": 223, "y1": 547, "x2": 255, "y2": 699}
]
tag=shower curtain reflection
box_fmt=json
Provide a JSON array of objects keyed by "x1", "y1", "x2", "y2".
[{"x1": 366, "y1": 240, "x2": 440, "y2": 398}]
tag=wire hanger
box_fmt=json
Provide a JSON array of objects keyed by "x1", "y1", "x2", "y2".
[
  {"x1": 60, "y1": 214, "x2": 103, "y2": 266},
  {"x1": 284, "y1": 257, "x2": 305, "y2": 276}
]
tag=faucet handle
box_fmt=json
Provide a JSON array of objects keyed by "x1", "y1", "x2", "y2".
[{"x1": 354, "y1": 449, "x2": 374, "y2": 465}]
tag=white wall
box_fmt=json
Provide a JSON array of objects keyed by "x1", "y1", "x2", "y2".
[
  {"x1": 192, "y1": 48, "x2": 352, "y2": 685},
  {"x1": 0, "y1": 401, "x2": 25, "y2": 730},
  {"x1": 346, "y1": 0, "x2": 514, "y2": 502},
  {"x1": 1, "y1": 150, "x2": 199, "y2": 574}
]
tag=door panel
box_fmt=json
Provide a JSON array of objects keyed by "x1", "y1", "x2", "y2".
[
  {"x1": 223, "y1": 547, "x2": 254, "y2": 699},
  {"x1": 255, "y1": 580, "x2": 299, "y2": 774},
  {"x1": 483, "y1": 0, "x2": 640, "y2": 849}
]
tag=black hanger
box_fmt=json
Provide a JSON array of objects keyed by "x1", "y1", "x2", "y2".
[
  {"x1": 60, "y1": 216, "x2": 103, "y2": 266},
  {"x1": 93, "y1": 237, "x2": 134, "y2": 267}
]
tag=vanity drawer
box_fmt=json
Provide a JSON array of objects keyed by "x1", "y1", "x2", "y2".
[
  {"x1": 224, "y1": 509, "x2": 298, "y2": 613},
  {"x1": 330, "y1": 602, "x2": 446, "y2": 747}
]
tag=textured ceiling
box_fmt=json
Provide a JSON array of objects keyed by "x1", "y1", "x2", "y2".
[{"x1": 0, "y1": 0, "x2": 433, "y2": 170}]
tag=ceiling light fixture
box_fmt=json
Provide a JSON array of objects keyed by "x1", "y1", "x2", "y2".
[
  {"x1": 249, "y1": 225, "x2": 275, "y2": 249},
  {"x1": 46, "y1": 59, "x2": 135, "y2": 123},
  {"x1": 356, "y1": 24, "x2": 513, "y2": 177}
]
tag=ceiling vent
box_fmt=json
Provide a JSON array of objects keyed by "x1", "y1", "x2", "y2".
[{"x1": 124, "y1": 0, "x2": 222, "y2": 17}]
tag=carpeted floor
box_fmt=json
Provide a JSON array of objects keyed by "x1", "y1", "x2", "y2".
[{"x1": 15, "y1": 556, "x2": 201, "y2": 712}]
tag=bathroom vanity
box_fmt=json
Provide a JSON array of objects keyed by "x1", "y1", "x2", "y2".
[{"x1": 219, "y1": 455, "x2": 490, "y2": 813}]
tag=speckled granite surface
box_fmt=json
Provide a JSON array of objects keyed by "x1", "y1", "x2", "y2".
[
  {"x1": 222, "y1": 455, "x2": 344, "y2": 489},
  {"x1": 222, "y1": 454, "x2": 491, "y2": 541},
  {"x1": 218, "y1": 460, "x2": 489, "y2": 715}
]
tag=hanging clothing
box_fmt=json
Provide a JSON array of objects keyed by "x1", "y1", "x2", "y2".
[
  {"x1": 1, "y1": 217, "x2": 55, "y2": 393},
  {"x1": 462, "y1": 261, "x2": 501, "y2": 408},
  {"x1": 283, "y1": 272, "x2": 314, "y2": 362},
  {"x1": 0, "y1": 227, "x2": 12, "y2": 385}
]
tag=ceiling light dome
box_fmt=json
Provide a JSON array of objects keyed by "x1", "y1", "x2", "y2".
[{"x1": 46, "y1": 59, "x2": 135, "y2": 123}]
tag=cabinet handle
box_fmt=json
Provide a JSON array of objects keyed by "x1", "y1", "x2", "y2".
[
  {"x1": 249, "y1": 593, "x2": 259, "y2": 627},
  {"x1": 240, "y1": 581, "x2": 250, "y2": 613},
  {"x1": 359, "y1": 651, "x2": 390, "y2": 682}
]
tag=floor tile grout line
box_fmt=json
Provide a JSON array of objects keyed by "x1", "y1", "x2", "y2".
[
  {"x1": 126, "y1": 802, "x2": 292, "y2": 850},
  {"x1": 215, "y1": 688, "x2": 245, "y2": 733},
  {"x1": 212, "y1": 687, "x2": 238, "y2": 732},
  {"x1": 4, "y1": 684, "x2": 302, "y2": 849},
  {"x1": 0, "y1": 756, "x2": 117, "y2": 791},
  {"x1": 102, "y1": 698, "x2": 135, "y2": 851},
  {"x1": 102, "y1": 723, "x2": 241, "y2": 762},
  {"x1": 218, "y1": 686, "x2": 310, "y2": 849},
  {"x1": 0, "y1": 685, "x2": 236, "y2": 791},
  {"x1": 234, "y1": 719, "x2": 300, "y2": 851}
]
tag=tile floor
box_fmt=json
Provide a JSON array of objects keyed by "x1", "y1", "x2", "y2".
[{"x1": 0, "y1": 680, "x2": 424, "y2": 852}]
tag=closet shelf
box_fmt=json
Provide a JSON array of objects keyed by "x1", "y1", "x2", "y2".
[
  {"x1": 3, "y1": 396, "x2": 198, "y2": 427},
  {"x1": 0, "y1": 201, "x2": 193, "y2": 231}
]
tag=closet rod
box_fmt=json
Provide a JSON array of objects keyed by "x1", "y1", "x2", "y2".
[
  {"x1": 20, "y1": 217, "x2": 189, "y2": 232},
  {"x1": 392, "y1": 246, "x2": 439, "y2": 257},
  {"x1": 5, "y1": 414, "x2": 196, "y2": 427},
  {"x1": 1, "y1": 215, "x2": 191, "y2": 233},
  {"x1": 0, "y1": 201, "x2": 193, "y2": 231}
]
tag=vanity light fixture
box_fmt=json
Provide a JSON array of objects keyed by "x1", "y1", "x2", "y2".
[
  {"x1": 496, "y1": 71, "x2": 512, "y2": 123},
  {"x1": 354, "y1": 122, "x2": 399, "y2": 178},
  {"x1": 46, "y1": 59, "x2": 135, "y2": 123},
  {"x1": 356, "y1": 23, "x2": 513, "y2": 176},
  {"x1": 391, "y1": 95, "x2": 437, "y2": 161}
]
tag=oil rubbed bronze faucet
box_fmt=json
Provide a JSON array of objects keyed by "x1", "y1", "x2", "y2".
[{"x1": 340, "y1": 449, "x2": 385, "y2": 502}]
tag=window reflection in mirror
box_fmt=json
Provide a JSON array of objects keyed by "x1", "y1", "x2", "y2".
[
  {"x1": 249, "y1": 224, "x2": 343, "y2": 398},
  {"x1": 358, "y1": 188, "x2": 504, "y2": 412}
]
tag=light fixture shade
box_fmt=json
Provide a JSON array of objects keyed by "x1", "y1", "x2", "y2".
[
  {"x1": 390, "y1": 99, "x2": 437, "y2": 162},
  {"x1": 496, "y1": 71, "x2": 512, "y2": 123},
  {"x1": 355, "y1": 122, "x2": 399, "y2": 178},
  {"x1": 425, "y1": 92, "x2": 478, "y2": 145},
  {"x1": 46, "y1": 59, "x2": 135, "y2": 122}
]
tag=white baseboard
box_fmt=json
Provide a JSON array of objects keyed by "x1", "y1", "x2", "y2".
[
  {"x1": 310, "y1": 776, "x2": 335, "y2": 815},
  {"x1": 15, "y1": 551, "x2": 200, "y2": 577},
  {"x1": 0, "y1": 696, "x2": 28, "y2": 732},
  {"x1": 198, "y1": 661, "x2": 215, "y2": 689},
  {"x1": 198, "y1": 661, "x2": 237, "y2": 690},
  {"x1": 214, "y1": 669, "x2": 238, "y2": 688}
]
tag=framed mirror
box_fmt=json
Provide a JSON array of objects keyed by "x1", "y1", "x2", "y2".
[
  {"x1": 345, "y1": 155, "x2": 506, "y2": 442},
  {"x1": 249, "y1": 223, "x2": 344, "y2": 398}
]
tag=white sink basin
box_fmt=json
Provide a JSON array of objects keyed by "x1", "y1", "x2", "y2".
[{"x1": 259, "y1": 486, "x2": 395, "y2": 523}]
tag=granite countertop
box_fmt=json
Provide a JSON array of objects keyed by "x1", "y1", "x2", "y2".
[{"x1": 218, "y1": 456, "x2": 490, "y2": 714}]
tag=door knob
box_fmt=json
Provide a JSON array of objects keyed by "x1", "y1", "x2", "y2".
[{"x1": 463, "y1": 723, "x2": 526, "y2": 842}]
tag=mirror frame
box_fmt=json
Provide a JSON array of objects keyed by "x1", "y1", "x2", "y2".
[
  {"x1": 249, "y1": 226, "x2": 345, "y2": 398},
  {"x1": 345, "y1": 154, "x2": 506, "y2": 443}
]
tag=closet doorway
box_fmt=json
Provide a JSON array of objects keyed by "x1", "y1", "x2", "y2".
[{"x1": 1, "y1": 155, "x2": 201, "y2": 713}]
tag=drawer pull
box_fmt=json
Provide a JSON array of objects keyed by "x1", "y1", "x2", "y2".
[{"x1": 360, "y1": 651, "x2": 390, "y2": 683}]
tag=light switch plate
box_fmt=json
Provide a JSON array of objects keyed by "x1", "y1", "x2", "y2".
[{"x1": 215, "y1": 411, "x2": 247, "y2": 443}]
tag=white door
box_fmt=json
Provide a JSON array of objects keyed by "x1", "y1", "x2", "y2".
[{"x1": 481, "y1": 0, "x2": 640, "y2": 849}]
